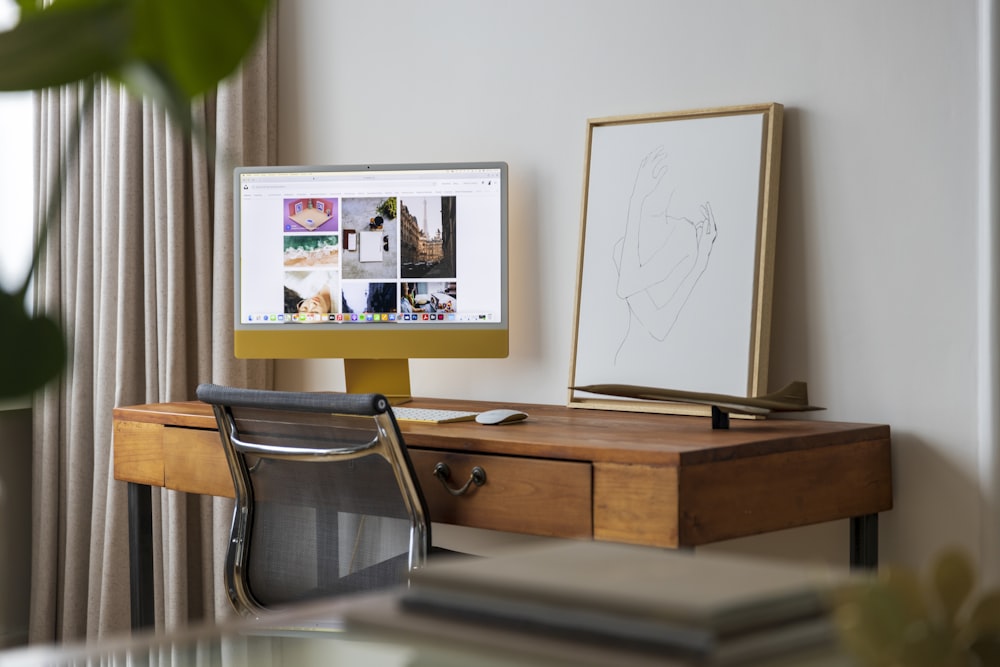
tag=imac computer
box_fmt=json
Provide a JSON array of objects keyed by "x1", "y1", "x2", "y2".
[{"x1": 233, "y1": 161, "x2": 508, "y2": 403}]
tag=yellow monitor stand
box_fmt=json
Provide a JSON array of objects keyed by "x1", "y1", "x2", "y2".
[{"x1": 343, "y1": 358, "x2": 412, "y2": 405}]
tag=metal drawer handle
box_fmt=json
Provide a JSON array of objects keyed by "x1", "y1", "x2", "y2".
[{"x1": 433, "y1": 462, "x2": 486, "y2": 496}]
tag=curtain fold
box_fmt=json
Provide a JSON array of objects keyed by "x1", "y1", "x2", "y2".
[{"x1": 29, "y1": 16, "x2": 276, "y2": 642}]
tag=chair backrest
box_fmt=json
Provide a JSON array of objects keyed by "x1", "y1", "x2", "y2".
[{"x1": 195, "y1": 384, "x2": 431, "y2": 616}]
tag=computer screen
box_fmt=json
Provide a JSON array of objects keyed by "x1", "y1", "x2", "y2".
[{"x1": 233, "y1": 162, "x2": 508, "y2": 402}]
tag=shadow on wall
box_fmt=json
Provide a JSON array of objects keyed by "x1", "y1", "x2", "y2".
[
  {"x1": 767, "y1": 106, "x2": 811, "y2": 389},
  {"x1": 878, "y1": 430, "x2": 982, "y2": 574}
]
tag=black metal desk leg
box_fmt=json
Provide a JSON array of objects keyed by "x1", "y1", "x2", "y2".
[
  {"x1": 849, "y1": 513, "x2": 878, "y2": 570},
  {"x1": 128, "y1": 482, "x2": 155, "y2": 630}
]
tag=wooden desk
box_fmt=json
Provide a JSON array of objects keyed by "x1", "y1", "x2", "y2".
[{"x1": 113, "y1": 397, "x2": 892, "y2": 628}]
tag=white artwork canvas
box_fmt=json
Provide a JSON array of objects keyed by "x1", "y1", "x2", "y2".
[{"x1": 569, "y1": 104, "x2": 783, "y2": 415}]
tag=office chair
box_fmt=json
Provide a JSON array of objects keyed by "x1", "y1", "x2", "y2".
[{"x1": 196, "y1": 384, "x2": 434, "y2": 616}]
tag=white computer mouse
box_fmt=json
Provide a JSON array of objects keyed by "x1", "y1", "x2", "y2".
[{"x1": 475, "y1": 409, "x2": 528, "y2": 425}]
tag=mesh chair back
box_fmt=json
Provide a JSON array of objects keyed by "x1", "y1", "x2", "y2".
[{"x1": 196, "y1": 384, "x2": 431, "y2": 616}]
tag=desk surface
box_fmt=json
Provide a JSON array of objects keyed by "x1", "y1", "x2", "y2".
[
  {"x1": 113, "y1": 397, "x2": 892, "y2": 551},
  {"x1": 114, "y1": 396, "x2": 889, "y2": 464}
]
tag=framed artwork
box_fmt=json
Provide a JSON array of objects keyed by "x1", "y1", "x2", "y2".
[{"x1": 567, "y1": 103, "x2": 784, "y2": 416}]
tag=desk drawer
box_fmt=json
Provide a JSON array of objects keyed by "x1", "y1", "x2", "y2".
[{"x1": 409, "y1": 449, "x2": 592, "y2": 539}]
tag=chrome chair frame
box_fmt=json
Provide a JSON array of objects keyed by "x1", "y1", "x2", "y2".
[{"x1": 196, "y1": 384, "x2": 430, "y2": 616}]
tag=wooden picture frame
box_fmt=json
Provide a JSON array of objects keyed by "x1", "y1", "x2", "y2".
[{"x1": 568, "y1": 103, "x2": 783, "y2": 416}]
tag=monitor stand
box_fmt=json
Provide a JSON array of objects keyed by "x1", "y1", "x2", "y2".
[{"x1": 343, "y1": 358, "x2": 412, "y2": 405}]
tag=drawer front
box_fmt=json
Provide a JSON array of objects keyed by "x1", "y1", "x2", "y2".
[{"x1": 409, "y1": 449, "x2": 592, "y2": 539}]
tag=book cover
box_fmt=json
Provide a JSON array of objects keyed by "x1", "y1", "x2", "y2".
[{"x1": 398, "y1": 541, "x2": 847, "y2": 662}]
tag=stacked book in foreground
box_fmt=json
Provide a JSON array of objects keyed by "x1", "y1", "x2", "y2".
[{"x1": 345, "y1": 541, "x2": 853, "y2": 666}]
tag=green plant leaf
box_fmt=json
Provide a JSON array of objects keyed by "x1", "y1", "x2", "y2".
[
  {"x1": 971, "y1": 636, "x2": 1000, "y2": 665},
  {"x1": 0, "y1": 0, "x2": 130, "y2": 91},
  {"x1": 0, "y1": 0, "x2": 270, "y2": 121},
  {"x1": 0, "y1": 290, "x2": 66, "y2": 399},
  {"x1": 834, "y1": 582, "x2": 914, "y2": 663},
  {"x1": 932, "y1": 549, "x2": 975, "y2": 624},
  {"x1": 15, "y1": 0, "x2": 41, "y2": 16},
  {"x1": 897, "y1": 621, "x2": 960, "y2": 667},
  {"x1": 882, "y1": 566, "x2": 928, "y2": 620},
  {"x1": 968, "y1": 591, "x2": 1000, "y2": 637},
  {"x1": 123, "y1": 0, "x2": 269, "y2": 99}
]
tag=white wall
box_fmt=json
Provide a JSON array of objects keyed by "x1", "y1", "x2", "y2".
[{"x1": 276, "y1": 0, "x2": 990, "y2": 573}]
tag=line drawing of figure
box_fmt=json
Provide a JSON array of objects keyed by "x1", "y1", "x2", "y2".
[{"x1": 612, "y1": 146, "x2": 718, "y2": 365}]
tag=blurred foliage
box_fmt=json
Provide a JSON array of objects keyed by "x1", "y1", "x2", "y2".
[
  {"x1": 1, "y1": 0, "x2": 270, "y2": 122},
  {"x1": 0, "y1": 0, "x2": 271, "y2": 400},
  {"x1": 834, "y1": 548, "x2": 1000, "y2": 666}
]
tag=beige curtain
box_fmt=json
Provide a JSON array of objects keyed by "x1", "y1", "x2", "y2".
[{"x1": 28, "y1": 19, "x2": 276, "y2": 642}]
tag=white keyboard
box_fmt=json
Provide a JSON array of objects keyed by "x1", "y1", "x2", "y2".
[{"x1": 391, "y1": 407, "x2": 480, "y2": 424}]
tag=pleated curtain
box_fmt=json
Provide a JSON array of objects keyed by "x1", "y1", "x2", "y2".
[{"x1": 28, "y1": 19, "x2": 276, "y2": 641}]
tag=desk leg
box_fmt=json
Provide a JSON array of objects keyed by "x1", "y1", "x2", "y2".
[
  {"x1": 128, "y1": 482, "x2": 155, "y2": 630},
  {"x1": 849, "y1": 513, "x2": 878, "y2": 570}
]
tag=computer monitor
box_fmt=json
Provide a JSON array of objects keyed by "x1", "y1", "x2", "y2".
[{"x1": 233, "y1": 162, "x2": 508, "y2": 403}]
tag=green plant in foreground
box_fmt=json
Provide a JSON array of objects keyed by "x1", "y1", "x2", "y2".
[
  {"x1": 0, "y1": 0, "x2": 270, "y2": 400},
  {"x1": 834, "y1": 549, "x2": 1000, "y2": 666}
]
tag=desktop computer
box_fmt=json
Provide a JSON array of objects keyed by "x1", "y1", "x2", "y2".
[{"x1": 232, "y1": 162, "x2": 509, "y2": 404}]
